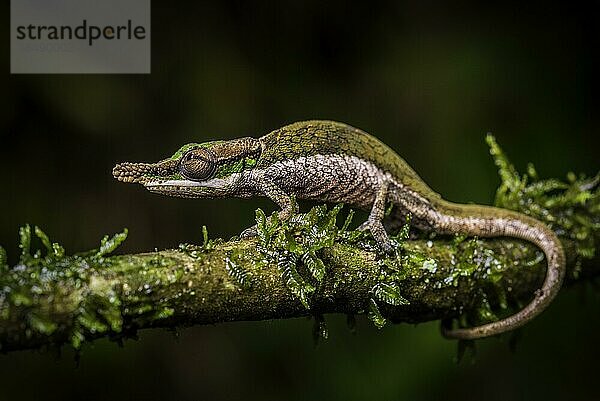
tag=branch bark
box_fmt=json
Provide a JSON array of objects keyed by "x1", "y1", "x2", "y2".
[{"x1": 0, "y1": 226, "x2": 597, "y2": 353}]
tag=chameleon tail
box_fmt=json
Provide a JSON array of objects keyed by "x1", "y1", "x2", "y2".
[{"x1": 439, "y1": 205, "x2": 566, "y2": 339}]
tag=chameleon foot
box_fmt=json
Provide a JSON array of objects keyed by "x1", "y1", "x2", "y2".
[{"x1": 358, "y1": 219, "x2": 395, "y2": 253}]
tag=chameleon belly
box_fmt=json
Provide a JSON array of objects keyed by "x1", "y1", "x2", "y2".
[
  {"x1": 263, "y1": 154, "x2": 386, "y2": 210},
  {"x1": 259, "y1": 153, "x2": 438, "y2": 231}
]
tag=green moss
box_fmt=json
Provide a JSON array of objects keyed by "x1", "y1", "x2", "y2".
[
  {"x1": 0, "y1": 225, "x2": 178, "y2": 350},
  {"x1": 27, "y1": 313, "x2": 57, "y2": 335},
  {"x1": 301, "y1": 251, "x2": 326, "y2": 282},
  {"x1": 252, "y1": 200, "x2": 414, "y2": 328},
  {"x1": 278, "y1": 251, "x2": 314, "y2": 309},
  {"x1": 254, "y1": 201, "x2": 347, "y2": 309},
  {"x1": 372, "y1": 282, "x2": 409, "y2": 306},
  {"x1": 225, "y1": 253, "x2": 253, "y2": 289},
  {"x1": 178, "y1": 226, "x2": 223, "y2": 258},
  {"x1": 487, "y1": 134, "x2": 600, "y2": 267},
  {"x1": 201, "y1": 225, "x2": 212, "y2": 251},
  {"x1": 95, "y1": 229, "x2": 128, "y2": 259},
  {"x1": 367, "y1": 298, "x2": 386, "y2": 329},
  {"x1": 153, "y1": 307, "x2": 175, "y2": 320}
]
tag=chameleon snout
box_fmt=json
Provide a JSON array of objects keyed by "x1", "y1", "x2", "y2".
[{"x1": 112, "y1": 162, "x2": 156, "y2": 184}]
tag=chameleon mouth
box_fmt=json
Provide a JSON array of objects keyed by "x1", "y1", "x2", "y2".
[
  {"x1": 145, "y1": 178, "x2": 228, "y2": 189},
  {"x1": 143, "y1": 179, "x2": 228, "y2": 199}
]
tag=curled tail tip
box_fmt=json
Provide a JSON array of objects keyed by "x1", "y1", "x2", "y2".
[{"x1": 441, "y1": 237, "x2": 566, "y2": 340}]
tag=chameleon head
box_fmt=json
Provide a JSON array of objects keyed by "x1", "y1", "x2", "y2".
[{"x1": 112, "y1": 137, "x2": 261, "y2": 198}]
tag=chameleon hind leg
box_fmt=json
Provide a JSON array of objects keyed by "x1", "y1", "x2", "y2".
[
  {"x1": 358, "y1": 180, "x2": 395, "y2": 253},
  {"x1": 240, "y1": 179, "x2": 298, "y2": 238}
]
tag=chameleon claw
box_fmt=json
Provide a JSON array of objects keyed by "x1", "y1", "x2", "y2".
[
  {"x1": 358, "y1": 219, "x2": 396, "y2": 254},
  {"x1": 379, "y1": 239, "x2": 397, "y2": 254}
]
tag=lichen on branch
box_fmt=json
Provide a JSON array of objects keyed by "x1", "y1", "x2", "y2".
[{"x1": 0, "y1": 138, "x2": 598, "y2": 353}]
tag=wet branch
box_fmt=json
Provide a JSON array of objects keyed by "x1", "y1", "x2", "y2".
[{"x1": 0, "y1": 224, "x2": 597, "y2": 353}]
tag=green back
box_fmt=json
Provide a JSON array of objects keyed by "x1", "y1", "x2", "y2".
[{"x1": 258, "y1": 120, "x2": 439, "y2": 197}]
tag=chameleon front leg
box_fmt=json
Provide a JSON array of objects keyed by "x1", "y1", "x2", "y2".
[
  {"x1": 240, "y1": 179, "x2": 298, "y2": 238},
  {"x1": 358, "y1": 180, "x2": 395, "y2": 253},
  {"x1": 256, "y1": 179, "x2": 299, "y2": 220}
]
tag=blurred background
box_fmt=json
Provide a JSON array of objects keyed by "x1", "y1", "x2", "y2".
[{"x1": 1, "y1": 1, "x2": 599, "y2": 400}]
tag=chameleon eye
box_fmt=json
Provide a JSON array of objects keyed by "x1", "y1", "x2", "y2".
[{"x1": 180, "y1": 148, "x2": 216, "y2": 181}]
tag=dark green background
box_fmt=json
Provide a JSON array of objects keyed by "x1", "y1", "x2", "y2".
[{"x1": 1, "y1": 2, "x2": 598, "y2": 400}]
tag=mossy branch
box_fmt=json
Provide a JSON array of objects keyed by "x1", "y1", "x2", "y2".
[{"x1": 0, "y1": 138, "x2": 598, "y2": 352}]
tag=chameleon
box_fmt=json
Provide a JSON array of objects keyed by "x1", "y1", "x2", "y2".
[{"x1": 112, "y1": 120, "x2": 566, "y2": 339}]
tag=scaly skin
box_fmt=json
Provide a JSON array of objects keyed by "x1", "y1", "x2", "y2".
[{"x1": 113, "y1": 120, "x2": 566, "y2": 339}]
